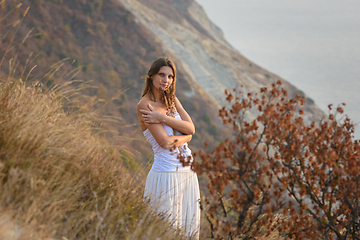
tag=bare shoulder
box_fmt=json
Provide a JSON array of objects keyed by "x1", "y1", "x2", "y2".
[
  {"x1": 174, "y1": 96, "x2": 184, "y2": 110},
  {"x1": 137, "y1": 96, "x2": 150, "y2": 111}
]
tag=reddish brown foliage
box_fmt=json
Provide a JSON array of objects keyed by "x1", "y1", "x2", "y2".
[{"x1": 191, "y1": 81, "x2": 360, "y2": 239}]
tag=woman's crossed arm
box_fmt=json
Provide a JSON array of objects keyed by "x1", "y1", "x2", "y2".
[
  {"x1": 140, "y1": 97, "x2": 195, "y2": 135},
  {"x1": 137, "y1": 99, "x2": 192, "y2": 149}
]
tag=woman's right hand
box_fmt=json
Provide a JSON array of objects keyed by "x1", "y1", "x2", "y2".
[{"x1": 140, "y1": 103, "x2": 165, "y2": 124}]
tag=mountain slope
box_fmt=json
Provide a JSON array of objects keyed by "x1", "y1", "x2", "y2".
[
  {"x1": 120, "y1": 0, "x2": 323, "y2": 122},
  {"x1": 1, "y1": 0, "x2": 323, "y2": 169}
]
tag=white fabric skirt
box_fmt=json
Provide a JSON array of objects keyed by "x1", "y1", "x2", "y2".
[{"x1": 144, "y1": 169, "x2": 201, "y2": 239}]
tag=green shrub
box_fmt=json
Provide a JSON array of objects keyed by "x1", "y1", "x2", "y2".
[
  {"x1": 202, "y1": 113, "x2": 211, "y2": 124},
  {"x1": 193, "y1": 133, "x2": 200, "y2": 140},
  {"x1": 209, "y1": 124, "x2": 218, "y2": 136},
  {"x1": 306, "y1": 97, "x2": 315, "y2": 105},
  {"x1": 84, "y1": 4, "x2": 93, "y2": 13}
]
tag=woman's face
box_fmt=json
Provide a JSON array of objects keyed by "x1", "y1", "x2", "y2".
[{"x1": 151, "y1": 66, "x2": 174, "y2": 91}]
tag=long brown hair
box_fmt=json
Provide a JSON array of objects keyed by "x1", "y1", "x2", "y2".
[{"x1": 141, "y1": 57, "x2": 177, "y2": 115}]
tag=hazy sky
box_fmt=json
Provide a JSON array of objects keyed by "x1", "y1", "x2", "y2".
[{"x1": 197, "y1": 0, "x2": 360, "y2": 138}]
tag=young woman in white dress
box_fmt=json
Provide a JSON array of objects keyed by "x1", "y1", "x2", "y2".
[{"x1": 136, "y1": 57, "x2": 200, "y2": 238}]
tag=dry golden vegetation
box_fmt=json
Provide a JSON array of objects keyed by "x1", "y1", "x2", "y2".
[
  {"x1": 0, "y1": 77, "x2": 195, "y2": 239},
  {"x1": 0, "y1": 2, "x2": 193, "y2": 239}
]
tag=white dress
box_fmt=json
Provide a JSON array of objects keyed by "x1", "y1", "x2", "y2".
[{"x1": 143, "y1": 112, "x2": 200, "y2": 239}]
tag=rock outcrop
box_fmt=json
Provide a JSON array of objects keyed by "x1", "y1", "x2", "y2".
[{"x1": 119, "y1": 0, "x2": 324, "y2": 122}]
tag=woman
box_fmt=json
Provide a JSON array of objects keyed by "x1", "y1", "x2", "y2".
[{"x1": 136, "y1": 57, "x2": 200, "y2": 238}]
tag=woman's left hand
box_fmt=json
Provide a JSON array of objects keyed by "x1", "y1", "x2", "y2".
[{"x1": 140, "y1": 104, "x2": 165, "y2": 124}]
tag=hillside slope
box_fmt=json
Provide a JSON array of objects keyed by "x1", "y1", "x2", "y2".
[
  {"x1": 120, "y1": 0, "x2": 324, "y2": 123},
  {"x1": 1, "y1": 0, "x2": 234, "y2": 165},
  {"x1": 1, "y1": 0, "x2": 323, "y2": 170}
]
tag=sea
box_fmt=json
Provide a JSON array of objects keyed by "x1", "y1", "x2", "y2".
[{"x1": 196, "y1": 0, "x2": 360, "y2": 139}]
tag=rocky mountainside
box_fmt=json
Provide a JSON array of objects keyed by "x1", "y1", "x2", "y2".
[
  {"x1": 1, "y1": 0, "x2": 323, "y2": 170},
  {"x1": 120, "y1": 0, "x2": 324, "y2": 122}
]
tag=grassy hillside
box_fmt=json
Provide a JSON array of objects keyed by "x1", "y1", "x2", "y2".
[
  {"x1": 0, "y1": 75, "x2": 195, "y2": 239},
  {"x1": 0, "y1": 0, "x2": 232, "y2": 174},
  {"x1": 0, "y1": 1, "x2": 233, "y2": 238}
]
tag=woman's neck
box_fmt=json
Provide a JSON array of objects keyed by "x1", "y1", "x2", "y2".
[{"x1": 152, "y1": 87, "x2": 162, "y2": 102}]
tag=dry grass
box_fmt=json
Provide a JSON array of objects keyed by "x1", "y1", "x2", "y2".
[
  {"x1": 0, "y1": 78, "x2": 189, "y2": 239},
  {"x1": 0, "y1": 2, "x2": 189, "y2": 239}
]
